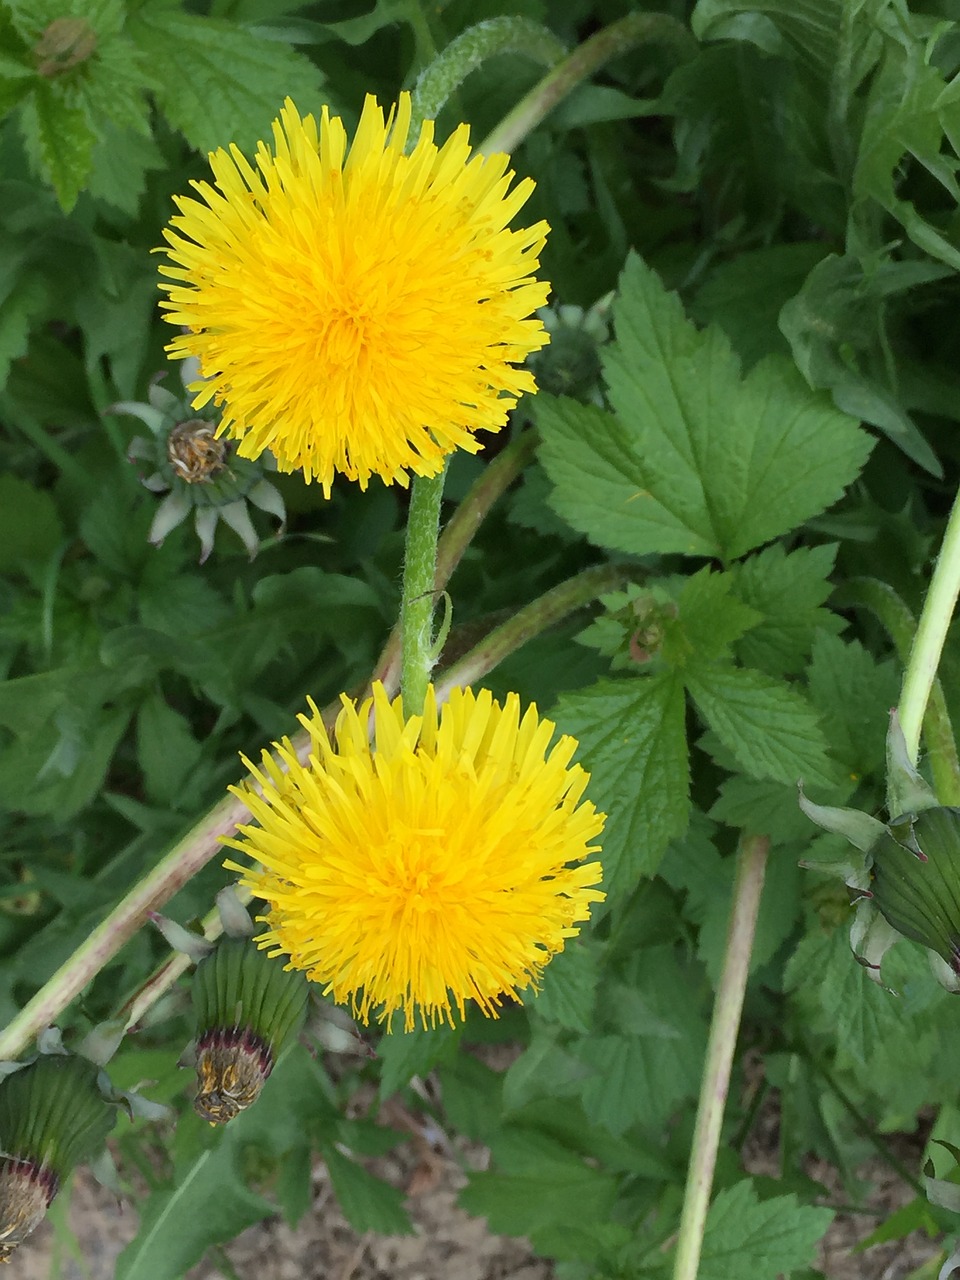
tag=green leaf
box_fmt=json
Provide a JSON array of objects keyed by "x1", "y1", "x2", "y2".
[
  {"x1": 18, "y1": 83, "x2": 96, "y2": 212},
  {"x1": 729, "y1": 543, "x2": 841, "y2": 676},
  {"x1": 687, "y1": 665, "x2": 834, "y2": 787},
  {"x1": 136, "y1": 693, "x2": 202, "y2": 808},
  {"x1": 667, "y1": 567, "x2": 762, "y2": 668},
  {"x1": 377, "y1": 1024, "x2": 460, "y2": 1101},
  {"x1": 808, "y1": 632, "x2": 898, "y2": 781},
  {"x1": 691, "y1": 243, "x2": 827, "y2": 368},
  {"x1": 854, "y1": 20, "x2": 960, "y2": 272},
  {"x1": 320, "y1": 1144, "x2": 413, "y2": 1235},
  {"x1": 696, "y1": 1179, "x2": 832, "y2": 1280},
  {"x1": 553, "y1": 673, "x2": 690, "y2": 896},
  {"x1": 116, "y1": 1116, "x2": 273, "y2": 1280},
  {"x1": 460, "y1": 1131, "x2": 618, "y2": 1261},
  {"x1": 87, "y1": 120, "x2": 166, "y2": 216},
  {"x1": 0, "y1": 472, "x2": 62, "y2": 573},
  {"x1": 539, "y1": 255, "x2": 873, "y2": 561},
  {"x1": 528, "y1": 938, "x2": 600, "y2": 1033},
  {"x1": 128, "y1": 7, "x2": 327, "y2": 154},
  {"x1": 779, "y1": 253, "x2": 947, "y2": 474}
]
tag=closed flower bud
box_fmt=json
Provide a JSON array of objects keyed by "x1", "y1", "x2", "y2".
[
  {"x1": 0, "y1": 1055, "x2": 115, "y2": 1260},
  {"x1": 869, "y1": 806, "x2": 960, "y2": 976},
  {"x1": 191, "y1": 937, "x2": 309, "y2": 1124}
]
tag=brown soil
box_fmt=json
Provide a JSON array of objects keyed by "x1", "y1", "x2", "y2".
[{"x1": 12, "y1": 1069, "x2": 946, "y2": 1280}]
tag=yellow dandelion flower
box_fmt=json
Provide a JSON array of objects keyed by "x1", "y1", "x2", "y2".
[
  {"x1": 158, "y1": 93, "x2": 550, "y2": 494},
  {"x1": 224, "y1": 683, "x2": 605, "y2": 1031}
]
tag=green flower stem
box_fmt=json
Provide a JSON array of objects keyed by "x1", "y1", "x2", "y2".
[
  {"x1": 898, "y1": 490, "x2": 960, "y2": 769},
  {"x1": 434, "y1": 563, "x2": 628, "y2": 699},
  {"x1": 480, "y1": 13, "x2": 696, "y2": 155},
  {"x1": 374, "y1": 432, "x2": 538, "y2": 697},
  {"x1": 411, "y1": 17, "x2": 566, "y2": 126},
  {"x1": 835, "y1": 577, "x2": 960, "y2": 804},
  {"x1": 0, "y1": 796, "x2": 248, "y2": 1061},
  {"x1": 672, "y1": 833, "x2": 770, "y2": 1280},
  {"x1": 400, "y1": 468, "x2": 447, "y2": 715}
]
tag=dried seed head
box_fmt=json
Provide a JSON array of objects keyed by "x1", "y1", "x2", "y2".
[
  {"x1": 167, "y1": 420, "x2": 229, "y2": 484},
  {"x1": 0, "y1": 1158, "x2": 58, "y2": 1261},
  {"x1": 193, "y1": 1027, "x2": 273, "y2": 1124}
]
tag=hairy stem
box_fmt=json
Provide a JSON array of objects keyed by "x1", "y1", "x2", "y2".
[
  {"x1": 374, "y1": 432, "x2": 537, "y2": 697},
  {"x1": 672, "y1": 834, "x2": 770, "y2": 1280},
  {"x1": 836, "y1": 577, "x2": 960, "y2": 804},
  {"x1": 400, "y1": 469, "x2": 446, "y2": 715},
  {"x1": 480, "y1": 12, "x2": 696, "y2": 155},
  {"x1": 898, "y1": 491, "x2": 960, "y2": 768},
  {"x1": 412, "y1": 16, "x2": 565, "y2": 125}
]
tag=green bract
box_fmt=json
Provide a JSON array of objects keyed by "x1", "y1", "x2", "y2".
[{"x1": 801, "y1": 713, "x2": 960, "y2": 991}]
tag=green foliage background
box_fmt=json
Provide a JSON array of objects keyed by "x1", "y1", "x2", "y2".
[{"x1": 3, "y1": 0, "x2": 960, "y2": 1275}]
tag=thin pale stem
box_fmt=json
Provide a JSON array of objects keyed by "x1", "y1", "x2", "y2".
[
  {"x1": 899, "y1": 490, "x2": 960, "y2": 767},
  {"x1": 117, "y1": 885, "x2": 253, "y2": 1032},
  {"x1": 373, "y1": 432, "x2": 537, "y2": 697},
  {"x1": 400, "y1": 468, "x2": 447, "y2": 715},
  {"x1": 480, "y1": 12, "x2": 696, "y2": 155},
  {"x1": 435, "y1": 563, "x2": 628, "y2": 700},
  {"x1": 672, "y1": 834, "x2": 769, "y2": 1280},
  {"x1": 835, "y1": 577, "x2": 960, "y2": 804},
  {"x1": 0, "y1": 796, "x2": 247, "y2": 1061}
]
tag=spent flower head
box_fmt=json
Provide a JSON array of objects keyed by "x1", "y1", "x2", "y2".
[
  {"x1": 113, "y1": 361, "x2": 285, "y2": 562},
  {"x1": 158, "y1": 93, "x2": 550, "y2": 493},
  {"x1": 224, "y1": 683, "x2": 605, "y2": 1031}
]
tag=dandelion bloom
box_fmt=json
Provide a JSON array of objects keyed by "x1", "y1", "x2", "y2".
[
  {"x1": 224, "y1": 683, "x2": 605, "y2": 1030},
  {"x1": 158, "y1": 93, "x2": 550, "y2": 493}
]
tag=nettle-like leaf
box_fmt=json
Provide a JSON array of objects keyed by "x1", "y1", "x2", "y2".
[
  {"x1": 7, "y1": 0, "x2": 153, "y2": 210},
  {"x1": 688, "y1": 665, "x2": 835, "y2": 788},
  {"x1": 554, "y1": 673, "x2": 690, "y2": 895},
  {"x1": 538, "y1": 254, "x2": 873, "y2": 561},
  {"x1": 126, "y1": 7, "x2": 328, "y2": 155},
  {"x1": 695, "y1": 1179, "x2": 833, "y2": 1280},
  {"x1": 729, "y1": 543, "x2": 841, "y2": 677}
]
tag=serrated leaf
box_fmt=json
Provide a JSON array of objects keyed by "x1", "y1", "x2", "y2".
[
  {"x1": 730, "y1": 543, "x2": 841, "y2": 676},
  {"x1": 320, "y1": 1144, "x2": 413, "y2": 1235},
  {"x1": 528, "y1": 938, "x2": 600, "y2": 1032},
  {"x1": 539, "y1": 255, "x2": 873, "y2": 561},
  {"x1": 128, "y1": 7, "x2": 327, "y2": 154},
  {"x1": 19, "y1": 83, "x2": 96, "y2": 211},
  {"x1": 697, "y1": 1179, "x2": 832, "y2": 1280},
  {"x1": 460, "y1": 1138, "x2": 618, "y2": 1248},
  {"x1": 377, "y1": 1025, "x2": 460, "y2": 1101},
  {"x1": 87, "y1": 120, "x2": 165, "y2": 216},
  {"x1": 553, "y1": 673, "x2": 690, "y2": 897},
  {"x1": 668, "y1": 567, "x2": 762, "y2": 667},
  {"x1": 687, "y1": 664, "x2": 834, "y2": 787},
  {"x1": 808, "y1": 631, "x2": 898, "y2": 781}
]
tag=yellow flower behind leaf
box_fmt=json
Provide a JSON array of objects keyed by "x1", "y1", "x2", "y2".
[
  {"x1": 159, "y1": 93, "x2": 550, "y2": 493},
  {"x1": 224, "y1": 683, "x2": 605, "y2": 1031}
]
